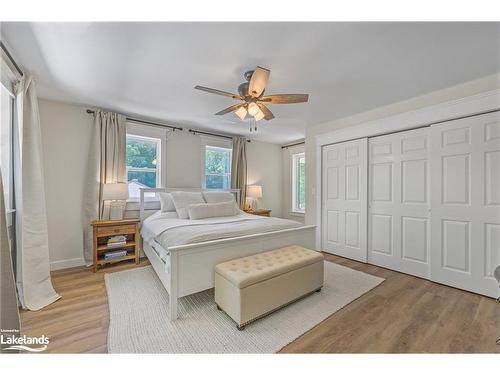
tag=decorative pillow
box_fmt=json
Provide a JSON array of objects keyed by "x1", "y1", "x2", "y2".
[
  {"x1": 188, "y1": 201, "x2": 239, "y2": 220},
  {"x1": 202, "y1": 191, "x2": 235, "y2": 204},
  {"x1": 158, "y1": 192, "x2": 176, "y2": 212},
  {"x1": 170, "y1": 191, "x2": 206, "y2": 219}
]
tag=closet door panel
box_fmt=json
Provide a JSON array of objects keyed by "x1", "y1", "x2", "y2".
[
  {"x1": 401, "y1": 216, "x2": 428, "y2": 263},
  {"x1": 430, "y1": 111, "x2": 500, "y2": 298},
  {"x1": 368, "y1": 128, "x2": 430, "y2": 278},
  {"x1": 322, "y1": 138, "x2": 367, "y2": 262}
]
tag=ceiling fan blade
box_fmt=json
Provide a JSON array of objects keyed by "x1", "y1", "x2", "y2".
[
  {"x1": 194, "y1": 85, "x2": 242, "y2": 99},
  {"x1": 260, "y1": 94, "x2": 309, "y2": 104},
  {"x1": 215, "y1": 103, "x2": 245, "y2": 116},
  {"x1": 248, "y1": 66, "x2": 270, "y2": 98},
  {"x1": 257, "y1": 103, "x2": 274, "y2": 120}
]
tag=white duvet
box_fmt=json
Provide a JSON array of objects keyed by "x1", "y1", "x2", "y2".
[{"x1": 141, "y1": 210, "x2": 304, "y2": 249}]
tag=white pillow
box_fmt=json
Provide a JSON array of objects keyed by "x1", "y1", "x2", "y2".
[
  {"x1": 188, "y1": 201, "x2": 239, "y2": 220},
  {"x1": 158, "y1": 192, "x2": 176, "y2": 212},
  {"x1": 170, "y1": 191, "x2": 206, "y2": 219},
  {"x1": 203, "y1": 191, "x2": 235, "y2": 204}
]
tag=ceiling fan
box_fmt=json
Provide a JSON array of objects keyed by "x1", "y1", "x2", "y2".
[{"x1": 194, "y1": 66, "x2": 308, "y2": 130}]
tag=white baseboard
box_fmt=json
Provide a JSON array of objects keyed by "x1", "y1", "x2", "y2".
[{"x1": 50, "y1": 257, "x2": 86, "y2": 271}]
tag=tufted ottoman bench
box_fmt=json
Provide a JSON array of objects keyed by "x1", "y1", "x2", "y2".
[{"x1": 214, "y1": 245, "x2": 324, "y2": 330}]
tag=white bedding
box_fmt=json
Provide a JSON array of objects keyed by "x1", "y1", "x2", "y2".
[{"x1": 141, "y1": 210, "x2": 304, "y2": 250}]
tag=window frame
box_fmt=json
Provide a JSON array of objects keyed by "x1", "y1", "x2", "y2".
[
  {"x1": 291, "y1": 152, "x2": 305, "y2": 214},
  {"x1": 200, "y1": 135, "x2": 233, "y2": 190},
  {"x1": 125, "y1": 122, "x2": 167, "y2": 201}
]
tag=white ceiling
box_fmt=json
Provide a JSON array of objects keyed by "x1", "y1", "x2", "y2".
[{"x1": 1, "y1": 22, "x2": 499, "y2": 143}]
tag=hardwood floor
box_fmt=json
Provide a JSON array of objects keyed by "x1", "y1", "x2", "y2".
[{"x1": 20, "y1": 254, "x2": 500, "y2": 353}]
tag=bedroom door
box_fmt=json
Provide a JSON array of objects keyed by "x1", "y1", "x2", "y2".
[
  {"x1": 368, "y1": 128, "x2": 430, "y2": 278},
  {"x1": 322, "y1": 138, "x2": 368, "y2": 262},
  {"x1": 430, "y1": 111, "x2": 500, "y2": 298}
]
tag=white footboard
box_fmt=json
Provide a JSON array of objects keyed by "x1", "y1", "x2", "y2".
[
  {"x1": 173, "y1": 225, "x2": 316, "y2": 298},
  {"x1": 141, "y1": 225, "x2": 316, "y2": 321}
]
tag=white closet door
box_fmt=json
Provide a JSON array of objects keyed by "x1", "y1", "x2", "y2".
[
  {"x1": 322, "y1": 138, "x2": 367, "y2": 262},
  {"x1": 430, "y1": 111, "x2": 500, "y2": 298},
  {"x1": 368, "y1": 128, "x2": 430, "y2": 278}
]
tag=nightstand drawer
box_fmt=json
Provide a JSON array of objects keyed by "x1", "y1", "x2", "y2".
[{"x1": 97, "y1": 224, "x2": 136, "y2": 237}]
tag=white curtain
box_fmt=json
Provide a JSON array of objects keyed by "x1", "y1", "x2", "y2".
[
  {"x1": 231, "y1": 137, "x2": 247, "y2": 209},
  {"x1": 14, "y1": 76, "x2": 60, "y2": 310},
  {"x1": 82, "y1": 110, "x2": 127, "y2": 265},
  {"x1": 0, "y1": 168, "x2": 20, "y2": 346}
]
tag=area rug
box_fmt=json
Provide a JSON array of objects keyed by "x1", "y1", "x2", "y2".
[{"x1": 105, "y1": 261, "x2": 384, "y2": 353}]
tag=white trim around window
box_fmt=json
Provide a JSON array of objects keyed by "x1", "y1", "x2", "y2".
[
  {"x1": 200, "y1": 135, "x2": 233, "y2": 189},
  {"x1": 282, "y1": 143, "x2": 305, "y2": 221},
  {"x1": 292, "y1": 152, "x2": 305, "y2": 214},
  {"x1": 126, "y1": 122, "x2": 168, "y2": 201}
]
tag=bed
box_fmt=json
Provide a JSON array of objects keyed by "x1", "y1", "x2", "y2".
[{"x1": 139, "y1": 188, "x2": 316, "y2": 321}]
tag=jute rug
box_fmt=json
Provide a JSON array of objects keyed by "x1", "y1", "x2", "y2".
[{"x1": 105, "y1": 261, "x2": 383, "y2": 353}]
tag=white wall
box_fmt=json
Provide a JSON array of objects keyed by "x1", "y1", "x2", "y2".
[
  {"x1": 38, "y1": 99, "x2": 283, "y2": 269},
  {"x1": 246, "y1": 140, "x2": 283, "y2": 217},
  {"x1": 281, "y1": 143, "x2": 305, "y2": 223},
  {"x1": 165, "y1": 130, "x2": 203, "y2": 188},
  {"x1": 39, "y1": 99, "x2": 93, "y2": 270},
  {"x1": 305, "y1": 73, "x2": 500, "y2": 227}
]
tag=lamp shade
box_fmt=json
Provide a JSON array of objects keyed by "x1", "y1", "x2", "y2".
[
  {"x1": 102, "y1": 183, "x2": 129, "y2": 200},
  {"x1": 246, "y1": 185, "x2": 262, "y2": 199}
]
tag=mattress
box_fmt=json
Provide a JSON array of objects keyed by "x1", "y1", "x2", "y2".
[{"x1": 141, "y1": 210, "x2": 304, "y2": 250}]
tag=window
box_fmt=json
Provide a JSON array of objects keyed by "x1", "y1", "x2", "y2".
[
  {"x1": 292, "y1": 152, "x2": 305, "y2": 213},
  {"x1": 0, "y1": 83, "x2": 14, "y2": 211},
  {"x1": 203, "y1": 145, "x2": 232, "y2": 189},
  {"x1": 126, "y1": 134, "x2": 161, "y2": 199}
]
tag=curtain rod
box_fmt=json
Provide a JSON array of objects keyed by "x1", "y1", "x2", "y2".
[
  {"x1": 0, "y1": 41, "x2": 24, "y2": 76},
  {"x1": 86, "y1": 109, "x2": 249, "y2": 141},
  {"x1": 86, "y1": 109, "x2": 183, "y2": 131},
  {"x1": 188, "y1": 129, "x2": 251, "y2": 142},
  {"x1": 281, "y1": 141, "x2": 305, "y2": 149}
]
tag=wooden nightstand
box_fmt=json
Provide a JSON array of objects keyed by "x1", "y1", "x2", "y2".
[
  {"x1": 91, "y1": 219, "x2": 141, "y2": 272},
  {"x1": 244, "y1": 208, "x2": 272, "y2": 217}
]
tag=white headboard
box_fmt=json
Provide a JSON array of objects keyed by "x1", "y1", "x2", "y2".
[{"x1": 139, "y1": 188, "x2": 241, "y2": 222}]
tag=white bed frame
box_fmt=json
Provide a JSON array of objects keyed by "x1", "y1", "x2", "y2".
[{"x1": 139, "y1": 188, "x2": 316, "y2": 321}]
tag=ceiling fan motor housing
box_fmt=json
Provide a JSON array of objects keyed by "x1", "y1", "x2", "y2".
[
  {"x1": 238, "y1": 82, "x2": 249, "y2": 97},
  {"x1": 239, "y1": 70, "x2": 265, "y2": 97},
  {"x1": 243, "y1": 70, "x2": 254, "y2": 81}
]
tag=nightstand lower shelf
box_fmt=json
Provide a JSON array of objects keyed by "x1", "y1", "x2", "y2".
[
  {"x1": 96, "y1": 241, "x2": 137, "y2": 252},
  {"x1": 96, "y1": 254, "x2": 136, "y2": 266}
]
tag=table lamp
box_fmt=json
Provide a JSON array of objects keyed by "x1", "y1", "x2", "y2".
[
  {"x1": 246, "y1": 185, "x2": 263, "y2": 210},
  {"x1": 102, "y1": 183, "x2": 129, "y2": 220}
]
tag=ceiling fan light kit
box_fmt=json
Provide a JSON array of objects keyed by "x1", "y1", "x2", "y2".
[
  {"x1": 234, "y1": 106, "x2": 247, "y2": 120},
  {"x1": 254, "y1": 108, "x2": 265, "y2": 122},
  {"x1": 247, "y1": 102, "x2": 259, "y2": 116},
  {"x1": 195, "y1": 66, "x2": 309, "y2": 132}
]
